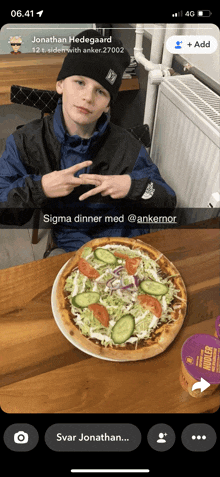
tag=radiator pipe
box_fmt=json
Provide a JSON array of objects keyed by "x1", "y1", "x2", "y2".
[
  {"x1": 162, "y1": 24, "x2": 179, "y2": 67},
  {"x1": 134, "y1": 24, "x2": 162, "y2": 72},
  {"x1": 134, "y1": 24, "x2": 165, "y2": 136},
  {"x1": 134, "y1": 24, "x2": 176, "y2": 138}
]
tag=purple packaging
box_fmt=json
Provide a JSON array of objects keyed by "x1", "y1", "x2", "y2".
[
  {"x1": 215, "y1": 316, "x2": 220, "y2": 339},
  {"x1": 180, "y1": 334, "x2": 220, "y2": 397}
]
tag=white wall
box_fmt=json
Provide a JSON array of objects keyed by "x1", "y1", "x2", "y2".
[
  {"x1": 131, "y1": 23, "x2": 219, "y2": 86},
  {"x1": 176, "y1": 23, "x2": 219, "y2": 85}
]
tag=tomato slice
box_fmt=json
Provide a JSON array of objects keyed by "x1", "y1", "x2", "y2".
[
  {"x1": 137, "y1": 294, "x2": 162, "y2": 318},
  {"x1": 78, "y1": 258, "x2": 100, "y2": 279},
  {"x1": 114, "y1": 253, "x2": 141, "y2": 275},
  {"x1": 125, "y1": 257, "x2": 141, "y2": 275},
  {"x1": 88, "y1": 304, "x2": 109, "y2": 327},
  {"x1": 114, "y1": 252, "x2": 129, "y2": 259}
]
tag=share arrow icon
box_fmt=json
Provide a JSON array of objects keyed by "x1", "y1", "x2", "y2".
[{"x1": 192, "y1": 378, "x2": 210, "y2": 393}]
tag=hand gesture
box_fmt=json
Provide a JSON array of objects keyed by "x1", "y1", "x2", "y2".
[
  {"x1": 41, "y1": 161, "x2": 94, "y2": 198},
  {"x1": 78, "y1": 173, "x2": 131, "y2": 201}
]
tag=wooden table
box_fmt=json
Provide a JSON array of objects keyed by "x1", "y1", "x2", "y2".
[
  {"x1": 0, "y1": 53, "x2": 139, "y2": 105},
  {"x1": 0, "y1": 222, "x2": 219, "y2": 413}
]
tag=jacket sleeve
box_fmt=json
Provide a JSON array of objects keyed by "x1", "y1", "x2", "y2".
[
  {"x1": 0, "y1": 135, "x2": 49, "y2": 225},
  {"x1": 126, "y1": 145, "x2": 176, "y2": 209}
]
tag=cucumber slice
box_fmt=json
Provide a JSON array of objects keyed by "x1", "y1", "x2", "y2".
[
  {"x1": 72, "y1": 291, "x2": 100, "y2": 308},
  {"x1": 140, "y1": 280, "x2": 168, "y2": 296},
  {"x1": 94, "y1": 248, "x2": 117, "y2": 265},
  {"x1": 111, "y1": 314, "x2": 135, "y2": 344}
]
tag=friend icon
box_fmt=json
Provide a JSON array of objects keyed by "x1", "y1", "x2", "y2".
[
  {"x1": 147, "y1": 424, "x2": 175, "y2": 452},
  {"x1": 175, "y1": 41, "x2": 182, "y2": 49},
  {"x1": 157, "y1": 433, "x2": 167, "y2": 443}
]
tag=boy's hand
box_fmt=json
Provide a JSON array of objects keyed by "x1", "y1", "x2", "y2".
[
  {"x1": 41, "y1": 161, "x2": 93, "y2": 198},
  {"x1": 78, "y1": 174, "x2": 131, "y2": 201}
]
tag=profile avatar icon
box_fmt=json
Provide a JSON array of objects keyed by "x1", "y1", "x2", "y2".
[
  {"x1": 8, "y1": 36, "x2": 23, "y2": 54},
  {"x1": 175, "y1": 41, "x2": 182, "y2": 49},
  {"x1": 156, "y1": 432, "x2": 167, "y2": 443}
]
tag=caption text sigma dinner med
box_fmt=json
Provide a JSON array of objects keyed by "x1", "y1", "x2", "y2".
[{"x1": 43, "y1": 214, "x2": 177, "y2": 225}]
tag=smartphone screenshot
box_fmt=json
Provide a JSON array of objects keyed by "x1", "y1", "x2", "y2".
[{"x1": 0, "y1": 9, "x2": 219, "y2": 475}]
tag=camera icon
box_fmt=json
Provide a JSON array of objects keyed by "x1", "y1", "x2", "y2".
[{"x1": 14, "y1": 431, "x2": 29, "y2": 444}]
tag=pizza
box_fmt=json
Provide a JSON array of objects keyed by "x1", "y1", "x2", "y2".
[{"x1": 55, "y1": 237, "x2": 187, "y2": 361}]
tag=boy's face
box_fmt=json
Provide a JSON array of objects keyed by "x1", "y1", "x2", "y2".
[{"x1": 56, "y1": 76, "x2": 110, "y2": 131}]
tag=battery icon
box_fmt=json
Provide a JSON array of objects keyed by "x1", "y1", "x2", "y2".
[{"x1": 197, "y1": 10, "x2": 212, "y2": 17}]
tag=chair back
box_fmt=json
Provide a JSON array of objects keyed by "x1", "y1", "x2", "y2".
[{"x1": 10, "y1": 85, "x2": 60, "y2": 118}]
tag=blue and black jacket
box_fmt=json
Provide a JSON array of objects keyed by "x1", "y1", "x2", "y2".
[{"x1": 0, "y1": 100, "x2": 176, "y2": 251}]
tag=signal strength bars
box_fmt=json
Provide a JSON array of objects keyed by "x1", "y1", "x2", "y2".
[{"x1": 172, "y1": 11, "x2": 183, "y2": 17}]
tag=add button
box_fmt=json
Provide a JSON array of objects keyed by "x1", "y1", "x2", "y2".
[{"x1": 166, "y1": 36, "x2": 218, "y2": 54}]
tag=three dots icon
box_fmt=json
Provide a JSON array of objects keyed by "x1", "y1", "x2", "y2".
[{"x1": 191, "y1": 435, "x2": 207, "y2": 440}]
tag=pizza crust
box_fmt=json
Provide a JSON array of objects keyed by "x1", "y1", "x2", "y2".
[{"x1": 55, "y1": 237, "x2": 187, "y2": 361}]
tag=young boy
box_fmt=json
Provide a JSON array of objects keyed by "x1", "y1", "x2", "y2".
[{"x1": 0, "y1": 29, "x2": 176, "y2": 255}]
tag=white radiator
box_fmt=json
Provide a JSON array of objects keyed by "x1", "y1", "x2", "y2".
[{"x1": 150, "y1": 74, "x2": 220, "y2": 222}]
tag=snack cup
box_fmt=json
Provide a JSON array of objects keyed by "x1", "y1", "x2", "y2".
[
  {"x1": 214, "y1": 316, "x2": 220, "y2": 339},
  {"x1": 180, "y1": 334, "x2": 220, "y2": 398}
]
